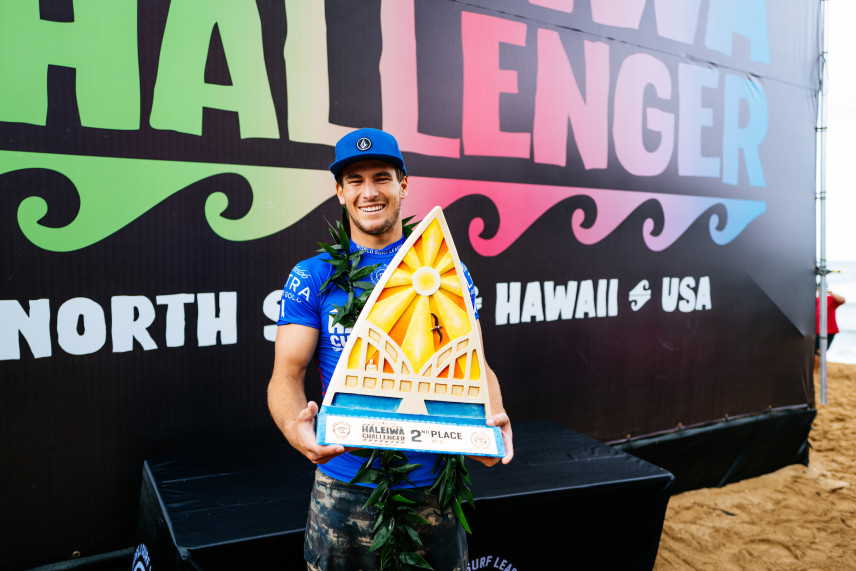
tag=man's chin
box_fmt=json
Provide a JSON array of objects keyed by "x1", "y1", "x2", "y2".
[
  {"x1": 363, "y1": 224, "x2": 395, "y2": 236},
  {"x1": 353, "y1": 218, "x2": 398, "y2": 237}
]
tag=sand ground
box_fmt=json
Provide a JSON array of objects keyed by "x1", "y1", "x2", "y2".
[{"x1": 654, "y1": 362, "x2": 856, "y2": 570}]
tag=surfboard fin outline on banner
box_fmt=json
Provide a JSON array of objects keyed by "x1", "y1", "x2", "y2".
[{"x1": 317, "y1": 206, "x2": 504, "y2": 457}]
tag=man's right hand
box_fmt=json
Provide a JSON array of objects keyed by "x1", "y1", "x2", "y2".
[
  {"x1": 268, "y1": 324, "x2": 351, "y2": 465},
  {"x1": 292, "y1": 401, "x2": 350, "y2": 464}
]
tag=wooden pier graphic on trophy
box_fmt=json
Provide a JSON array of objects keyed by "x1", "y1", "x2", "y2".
[{"x1": 317, "y1": 206, "x2": 505, "y2": 456}]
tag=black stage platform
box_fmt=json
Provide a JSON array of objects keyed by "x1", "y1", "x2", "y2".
[{"x1": 135, "y1": 421, "x2": 674, "y2": 569}]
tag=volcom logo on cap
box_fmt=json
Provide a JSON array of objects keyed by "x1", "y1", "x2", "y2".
[{"x1": 356, "y1": 137, "x2": 372, "y2": 151}]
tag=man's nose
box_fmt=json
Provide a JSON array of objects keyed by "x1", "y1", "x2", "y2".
[{"x1": 361, "y1": 181, "x2": 380, "y2": 198}]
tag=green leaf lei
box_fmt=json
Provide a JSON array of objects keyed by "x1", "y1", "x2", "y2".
[
  {"x1": 318, "y1": 214, "x2": 474, "y2": 570},
  {"x1": 348, "y1": 448, "x2": 433, "y2": 570}
]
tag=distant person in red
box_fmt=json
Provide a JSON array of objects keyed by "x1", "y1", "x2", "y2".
[{"x1": 816, "y1": 289, "x2": 846, "y2": 354}]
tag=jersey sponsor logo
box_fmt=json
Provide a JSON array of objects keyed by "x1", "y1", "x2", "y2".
[
  {"x1": 371, "y1": 264, "x2": 387, "y2": 284},
  {"x1": 328, "y1": 313, "x2": 352, "y2": 351},
  {"x1": 285, "y1": 273, "x2": 311, "y2": 304}
]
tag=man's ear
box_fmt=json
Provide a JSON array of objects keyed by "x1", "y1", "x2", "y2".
[
  {"x1": 399, "y1": 176, "x2": 408, "y2": 199},
  {"x1": 335, "y1": 183, "x2": 345, "y2": 205}
]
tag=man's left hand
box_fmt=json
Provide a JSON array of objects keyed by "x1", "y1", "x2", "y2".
[{"x1": 469, "y1": 412, "x2": 513, "y2": 467}]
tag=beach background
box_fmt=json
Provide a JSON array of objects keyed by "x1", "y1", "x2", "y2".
[
  {"x1": 825, "y1": 0, "x2": 856, "y2": 364},
  {"x1": 825, "y1": 261, "x2": 856, "y2": 365}
]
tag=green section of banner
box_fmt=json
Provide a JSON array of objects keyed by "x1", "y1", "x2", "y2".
[
  {"x1": 0, "y1": 1, "x2": 140, "y2": 128},
  {"x1": 0, "y1": 151, "x2": 332, "y2": 252},
  {"x1": 149, "y1": 0, "x2": 278, "y2": 138}
]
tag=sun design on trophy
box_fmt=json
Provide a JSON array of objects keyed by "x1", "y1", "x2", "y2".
[{"x1": 322, "y1": 207, "x2": 491, "y2": 418}]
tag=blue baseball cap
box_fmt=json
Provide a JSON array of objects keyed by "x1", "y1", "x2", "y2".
[{"x1": 329, "y1": 128, "x2": 406, "y2": 178}]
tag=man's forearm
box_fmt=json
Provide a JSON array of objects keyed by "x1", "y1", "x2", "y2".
[
  {"x1": 486, "y1": 365, "x2": 505, "y2": 417},
  {"x1": 268, "y1": 371, "x2": 309, "y2": 447}
]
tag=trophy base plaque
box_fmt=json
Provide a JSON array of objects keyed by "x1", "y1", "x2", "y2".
[{"x1": 317, "y1": 404, "x2": 505, "y2": 457}]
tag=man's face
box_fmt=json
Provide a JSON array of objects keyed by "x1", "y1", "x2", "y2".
[{"x1": 336, "y1": 160, "x2": 408, "y2": 243}]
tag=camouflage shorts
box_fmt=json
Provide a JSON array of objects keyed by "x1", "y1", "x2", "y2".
[{"x1": 304, "y1": 469, "x2": 467, "y2": 571}]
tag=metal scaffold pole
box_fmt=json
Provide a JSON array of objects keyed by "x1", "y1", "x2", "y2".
[{"x1": 817, "y1": 0, "x2": 829, "y2": 405}]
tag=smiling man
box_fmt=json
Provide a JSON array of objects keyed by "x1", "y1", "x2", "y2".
[
  {"x1": 267, "y1": 128, "x2": 513, "y2": 570},
  {"x1": 336, "y1": 158, "x2": 406, "y2": 243}
]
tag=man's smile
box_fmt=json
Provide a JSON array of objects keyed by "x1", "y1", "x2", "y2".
[{"x1": 359, "y1": 204, "x2": 386, "y2": 213}]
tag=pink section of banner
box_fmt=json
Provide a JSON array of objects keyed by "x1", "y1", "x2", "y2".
[{"x1": 403, "y1": 177, "x2": 765, "y2": 256}]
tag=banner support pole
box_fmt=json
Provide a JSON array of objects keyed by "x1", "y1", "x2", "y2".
[{"x1": 816, "y1": 0, "x2": 830, "y2": 406}]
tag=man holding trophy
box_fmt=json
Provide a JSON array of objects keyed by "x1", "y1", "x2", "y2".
[{"x1": 268, "y1": 128, "x2": 513, "y2": 570}]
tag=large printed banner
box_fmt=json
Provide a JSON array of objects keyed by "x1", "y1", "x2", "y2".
[{"x1": 0, "y1": 0, "x2": 818, "y2": 567}]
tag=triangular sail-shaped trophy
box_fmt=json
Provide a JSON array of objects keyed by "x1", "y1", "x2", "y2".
[{"x1": 317, "y1": 207, "x2": 504, "y2": 456}]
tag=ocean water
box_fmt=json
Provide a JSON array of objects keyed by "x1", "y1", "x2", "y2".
[{"x1": 825, "y1": 261, "x2": 856, "y2": 364}]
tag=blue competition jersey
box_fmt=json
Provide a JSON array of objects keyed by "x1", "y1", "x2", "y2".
[{"x1": 278, "y1": 235, "x2": 479, "y2": 487}]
